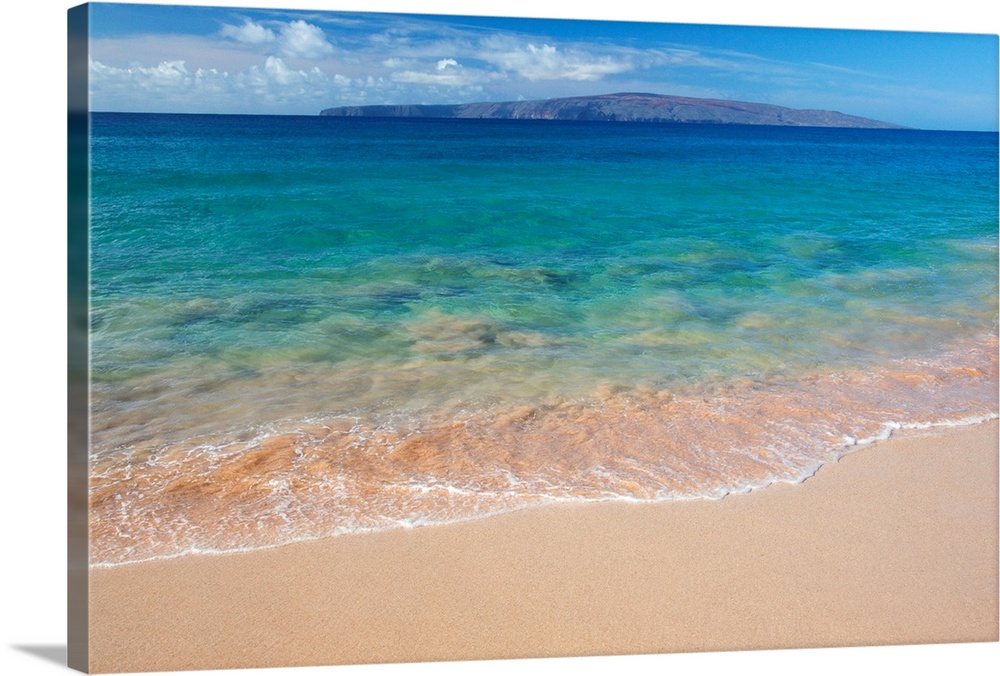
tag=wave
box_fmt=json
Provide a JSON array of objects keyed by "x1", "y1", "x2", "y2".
[{"x1": 89, "y1": 334, "x2": 998, "y2": 566}]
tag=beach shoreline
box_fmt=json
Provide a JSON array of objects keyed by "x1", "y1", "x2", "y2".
[{"x1": 87, "y1": 419, "x2": 998, "y2": 673}]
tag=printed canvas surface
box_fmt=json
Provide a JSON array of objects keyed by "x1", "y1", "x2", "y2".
[{"x1": 69, "y1": 2, "x2": 998, "y2": 673}]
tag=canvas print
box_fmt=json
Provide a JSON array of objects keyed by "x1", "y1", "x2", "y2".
[{"x1": 69, "y1": 2, "x2": 999, "y2": 673}]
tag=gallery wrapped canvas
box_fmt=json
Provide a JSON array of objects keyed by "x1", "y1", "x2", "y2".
[{"x1": 67, "y1": 2, "x2": 998, "y2": 673}]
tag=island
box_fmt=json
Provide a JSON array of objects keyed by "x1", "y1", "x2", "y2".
[{"x1": 320, "y1": 92, "x2": 906, "y2": 128}]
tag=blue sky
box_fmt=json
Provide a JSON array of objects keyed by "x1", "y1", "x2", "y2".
[{"x1": 85, "y1": 2, "x2": 997, "y2": 130}]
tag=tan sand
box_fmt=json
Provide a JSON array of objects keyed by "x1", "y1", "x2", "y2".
[{"x1": 87, "y1": 420, "x2": 999, "y2": 673}]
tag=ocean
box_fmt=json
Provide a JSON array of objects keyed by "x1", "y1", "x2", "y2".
[{"x1": 88, "y1": 113, "x2": 998, "y2": 566}]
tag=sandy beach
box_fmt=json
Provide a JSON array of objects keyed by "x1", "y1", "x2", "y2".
[{"x1": 87, "y1": 420, "x2": 998, "y2": 673}]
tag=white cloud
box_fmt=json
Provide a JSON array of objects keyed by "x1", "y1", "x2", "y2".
[
  {"x1": 278, "y1": 20, "x2": 335, "y2": 60},
  {"x1": 263, "y1": 55, "x2": 303, "y2": 86},
  {"x1": 480, "y1": 38, "x2": 634, "y2": 82},
  {"x1": 193, "y1": 68, "x2": 231, "y2": 96},
  {"x1": 237, "y1": 56, "x2": 331, "y2": 101},
  {"x1": 90, "y1": 56, "x2": 353, "y2": 113},
  {"x1": 391, "y1": 60, "x2": 502, "y2": 87},
  {"x1": 89, "y1": 59, "x2": 193, "y2": 95},
  {"x1": 219, "y1": 18, "x2": 334, "y2": 61},
  {"x1": 220, "y1": 19, "x2": 276, "y2": 46}
]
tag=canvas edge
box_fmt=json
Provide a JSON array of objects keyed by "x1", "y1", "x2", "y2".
[{"x1": 68, "y1": 3, "x2": 91, "y2": 673}]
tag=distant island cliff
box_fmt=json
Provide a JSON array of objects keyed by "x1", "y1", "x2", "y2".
[{"x1": 320, "y1": 92, "x2": 906, "y2": 129}]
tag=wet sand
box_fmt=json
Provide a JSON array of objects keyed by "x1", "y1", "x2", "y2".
[{"x1": 88, "y1": 420, "x2": 998, "y2": 673}]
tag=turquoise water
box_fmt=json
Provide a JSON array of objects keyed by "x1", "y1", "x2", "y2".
[{"x1": 88, "y1": 114, "x2": 998, "y2": 564}]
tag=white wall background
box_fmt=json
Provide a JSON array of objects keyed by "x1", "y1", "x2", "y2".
[{"x1": 3, "y1": 2, "x2": 997, "y2": 676}]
